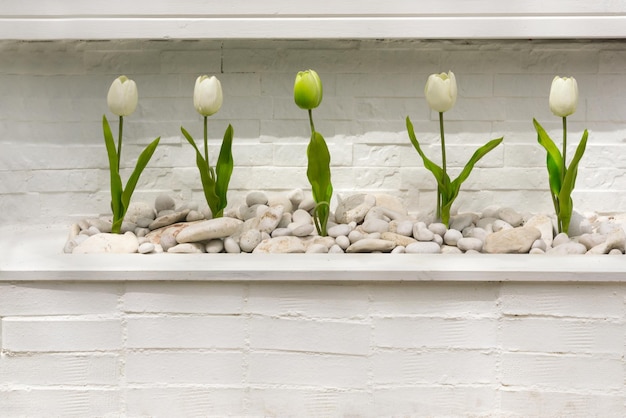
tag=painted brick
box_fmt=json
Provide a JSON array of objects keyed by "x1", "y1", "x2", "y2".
[
  {"x1": 372, "y1": 351, "x2": 496, "y2": 385},
  {"x1": 372, "y1": 386, "x2": 496, "y2": 417},
  {"x1": 247, "y1": 283, "x2": 369, "y2": 319},
  {"x1": 0, "y1": 353, "x2": 119, "y2": 385},
  {"x1": 0, "y1": 389, "x2": 120, "y2": 417},
  {"x1": 0, "y1": 283, "x2": 120, "y2": 316},
  {"x1": 500, "y1": 388, "x2": 626, "y2": 417},
  {"x1": 2, "y1": 318, "x2": 122, "y2": 352},
  {"x1": 126, "y1": 315, "x2": 246, "y2": 349},
  {"x1": 248, "y1": 317, "x2": 370, "y2": 355},
  {"x1": 248, "y1": 352, "x2": 368, "y2": 388},
  {"x1": 501, "y1": 317, "x2": 624, "y2": 354},
  {"x1": 500, "y1": 283, "x2": 624, "y2": 319},
  {"x1": 124, "y1": 282, "x2": 245, "y2": 314},
  {"x1": 247, "y1": 388, "x2": 371, "y2": 417},
  {"x1": 125, "y1": 352, "x2": 243, "y2": 384},
  {"x1": 371, "y1": 282, "x2": 499, "y2": 317},
  {"x1": 374, "y1": 317, "x2": 498, "y2": 350},
  {"x1": 501, "y1": 352, "x2": 624, "y2": 391},
  {"x1": 125, "y1": 388, "x2": 246, "y2": 417}
]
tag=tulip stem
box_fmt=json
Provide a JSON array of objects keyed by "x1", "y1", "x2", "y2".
[
  {"x1": 439, "y1": 111, "x2": 447, "y2": 189},
  {"x1": 562, "y1": 116, "x2": 567, "y2": 169},
  {"x1": 204, "y1": 116, "x2": 209, "y2": 166},
  {"x1": 117, "y1": 116, "x2": 123, "y2": 172},
  {"x1": 308, "y1": 109, "x2": 316, "y2": 136}
]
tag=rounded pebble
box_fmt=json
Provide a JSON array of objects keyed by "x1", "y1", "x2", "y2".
[
  {"x1": 457, "y1": 237, "x2": 483, "y2": 252},
  {"x1": 239, "y1": 229, "x2": 262, "y2": 253},
  {"x1": 224, "y1": 237, "x2": 241, "y2": 253},
  {"x1": 443, "y1": 229, "x2": 463, "y2": 246},
  {"x1": 405, "y1": 241, "x2": 441, "y2": 254},
  {"x1": 246, "y1": 191, "x2": 269, "y2": 206},
  {"x1": 205, "y1": 239, "x2": 225, "y2": 253},
  {"x1": 428, "y1": 223, "x2": 447, "y2": 237},
  {"x1": 155, "y1": 194, "x2": 176, "y2": 213},
  {"x1": 328, "y1": 223, "x2": 352, "y2": 238},
  {"x1": 335, "y1": 235, "x2": 351, "y2": 250},
  {"x1": 138, "y1": 242, "x2": 155, "y2": 254}
]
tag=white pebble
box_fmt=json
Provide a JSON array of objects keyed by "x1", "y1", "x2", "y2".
[
  {"x1": 428, "y1": 223, "x2": 447, "y2": 237},
  {"x1": 335, "y1": 235, "x2": 351, "y2": 250},
  {"x1": 443, "y1": 229, "x2": 463, "y2": 246},
  {"x1": 205, "y1": 239, "x2": 224, "y2": 253},
  {"x1": 306, "y1": 243, "x2": 329, "y2": 253},
  {"x1": 138, "y1": 242, "x2": 155, "y2": 254},
  {"x1": 224, "y1": 237, "x2": 241, "y2": 253}
]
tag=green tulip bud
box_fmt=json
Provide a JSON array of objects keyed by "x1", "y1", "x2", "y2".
[
  {"x1": 424, "y1": 71, "x2": 457, "y2": 113},
  {"x1": 107, "y1": 75, "x2": 138, "y2": 117},
  {"x1": 549, "y1": 76, "x2": 578, "y2": 117},
  {"x1": 194, "y1": 75, "x2": 223, "y2": 117},
  {"x1": 294, "y1": 69, "x2": 323, "y2": 110}
]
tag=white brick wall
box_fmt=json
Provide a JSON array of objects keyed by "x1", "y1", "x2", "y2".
[
  {"x1": 3, "y1": 39, "x2": 626, "y2": 224},
  {"x1": 2, "y1": 38, "x2": 626, "y2": 416},
  {"x1": 1, "y1": 281, "x2": 625, "y2": 416}
]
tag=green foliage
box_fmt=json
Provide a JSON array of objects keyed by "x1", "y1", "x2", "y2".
[
  {"x1": 307, "y1": 131, "x2": 333, "y2": 236},
  {"x1": 103, "y1": 115, "x2": 160, "y2": 233},
  {"x1": 181, "y1": 124, "x2": 234, "y2": 218},
  {"x1": 534, "y1": 118, "x2": 588, "y2": 234},
  {"x1": 406, "y1": 116, "x2": 503, "y2": 226}
]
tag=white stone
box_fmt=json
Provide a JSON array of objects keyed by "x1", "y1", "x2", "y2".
[
  {"x1": 335, "y1": 235, "x2": 351, "y2": 250},
  {"x1": 391, "y1": 246, "x2": 406, "y2": 254},
  {"x1": 392, "y1": 220, "x2": 414, "y2": 237},
  {"x1": 450, "y1": 213, "x2": 477, "y2": 231},
  {"x1": 531, "y1": 239, "x2": 547, "y2": 251},
  {"x1": 497, "y1": 207, "x2": 523, "y2": 227},
  {"x1": 291, "y1": 223, "x2": 315, "y2": 237},
  {"x1": 205, "y1": 239, "x2": 225, "y2": 253},
  {"x1": 405, "y1": 241, "x2": 441, "y2": 254},
  {"x1": 268, "y1": 194, "x2": 293, "y2": 213},
  {"x1": 466, "y1": 227, "x2": 488, "y2": 243},
  {"x1": 292, "y1": 209, "x2": 313, "y2": 225},
  {"x1": 125, "y1": 201, "x2": 156, "y2": 223},
  {"x1": 346, "y1": 238, "x2": 395, "y2": 253},
  {"x1": 443, "y1": 229, "x2": 463, "y2": 246},
  {"x1": 334, "y1": 193, "x2": 376, "y2": 224},
  {"x1": 361, "y1": 218, "x2": 389, "y2": 234},
  {"x1": 138, "y1": 242, "x2": 155, "y2": 254},
  {"x1": 73, "y1": 232, "x2": 139, "y2": 254},
  {"x1": 567, "y1": 211, "x2": 593, "y2": 237},
  {"x1": 176, "y1": 217, "x2": 243, "y2": 243},
  {"x1": 155, "y1": 194, "x2": 176, "y2": 213},
  {"x1": 246, "y1": 191, "x2": 268, "y2": 206},
  {"x1": 441, "y1": 245, "x2": 463, "y2": 254},
  {"x1": 457, "y1": 237, "x2": 483, "y2": 252},
  {"x1": 287, "y1": 188, "x2": 304, "y2": 207},
  {"x1": 298, "y1": 197, "x2": 317, "y2": 212},
  {"x1": 428, "y1": 223, "x2": 447, "y2": 237},
  {"x1": 224, "y1": 237, "x2": 241, "y2": 253},
  {"x1": 483, "y1": 227, "x2": 541, "y2": 254},
  {"x1": 547, "y1": 242, "x2": 587, "y2": 255},
  {"x1": 348, "y1": 230, "x2": 365, "y2": 243},
  {"x1": 577, "y1": 233, "x2": 606, "y2": 250},
  {"x1": 328, "y1": 244, "x2": 344, "y2": 254},
  {"x1": 552, "y1": 232, "x2": 571, "y2": 247},
  {"x1": 381, "y1": 232, "x2": 417, "y2": 247},
  {"x1": 168, "y1": 243, "x2": 204, "y2": 253},
  {"x1": 257, "y1": 205, "x2": 284, "y2": 234},
  {"x1": 328, "y1": 223, "x2": 352, "y2": 238},
  {"x1": 186, "y1": 210, "x2": 205, "y2": 222},
  {"x1": 373, "y1": 193, "x2": 407, "y2": 215},
  {"x1": 271, "y1": 228, "x2": 293, "y2": 238},
  {"x1": 253, "y1": 236, "x2": 306, "y2": 253},
  {"x1": 525, "y1": 214, "x2": 554, "y2": 248},
  {"x1": 413, "y1": 222, "x2": 434, "y2": 241},
  {"x1": 306, "y1": 243, "x2": 329, "y2": 253},
  {"x1": 149, "y1": 209, "x2": 190, "y2": 230},
  {"x1": 239, "y1": 229, "x2": 262, "y2": 252},
  {"x1": 492, "y1": 219, "x2": 513, "y2": 232}
]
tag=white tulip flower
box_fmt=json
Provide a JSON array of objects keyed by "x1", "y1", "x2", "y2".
[
  {"x1": 107, "y1": 75, "x2": 138, "y2": 117},
  {"x1": 425, "y1": 71, "x2": 457, "y2": 113},
  {"x1": 194, "y1": 75, "x2": 223, "y2": 117},
  {"x1": 549, "y1": 76, "x2": 578, "y2": 117}
]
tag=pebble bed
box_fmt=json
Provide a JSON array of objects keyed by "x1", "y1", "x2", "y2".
[{"x1": 65, "y1": 190, "x2": 626, "y2": 255}]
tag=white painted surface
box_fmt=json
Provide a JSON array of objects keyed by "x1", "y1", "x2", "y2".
[
  {"x1": 2, "y1": 36, "x2": 626, "y2": 417},
  {"x1": 1, "y1": 278, "x2": 625, "y2": 416},
  {"x1": 2, "y1": 39, "x2": 626, "y2": 226},
  {"x1": 2, "y1": 0, "x2": 626, "y2": 39}
]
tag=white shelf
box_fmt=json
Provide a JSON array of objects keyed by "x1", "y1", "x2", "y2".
[
  {"x1": 2, "y1": 0, "x2": 626, "y2": 40},
  {"x1": 1, "y1": 225, "x2": 624, "y2": 282}
]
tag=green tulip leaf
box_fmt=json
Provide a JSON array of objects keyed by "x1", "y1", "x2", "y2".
[
  {"x1": 557, "y1": 129, "x2": 588, "y2": 233},
  {"x1": 215, "y1": 124, "x2": 234, "y2": 218},
  {"x1": 406, "y1": 116, "x2": 449, "y2": 191},
  {"x1": 534, "y1": 118, "x2": 565, "y2": 196},
  {"x1": 181, "y1": 126, "x2": 220, "y2": 217},
  {"x1": 102, "y1": 115, "x2": 124, "y2": 232},
  {"x1": 450, "y1": 137, "x2": 503, "y2": 196},
  {"x1": 307, "y1": 131, "x2": 332, "y2": 236},
  {"x1": 121, "y1": 136, "x2": 161, "y2": 217}
]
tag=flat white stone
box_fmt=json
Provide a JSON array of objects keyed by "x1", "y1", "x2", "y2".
[
  {"x1": 257, "y1": 205, "x2": 284, "y2": 234},
  {"x1": 483, "y1": 227, "x2": 541, "y2": 254},
  {"x1": 547, "y1": 242, "x2": 587, "y2": 255},
  {"x1": 334, "y1": 193, "x2": 376, "y2": 224},
  {"x1": 138, "y1": 242, "x2": 155, "y2": 254},
  {"x1": 73, "y1": 232, "x2": 139, "y2": 254},
  {"x1": 381, "y1": 232, "x2": 417, "y2": 247},
  {"x1": 168, "y1": 243, "x2": 205, "y2": 253},
  {"x1": 405, "y1": 241, "x2": 441, "y2": 254},
  {"x1": 457, "y1": 237, "x2": 483, "y2": 252},
  {"x1": 525, "y1": 214, "x2": 554, "y2": 247},
  {"x1": 239, "y1": 229, "x2": 263, "y2": 252},
  {"x1": 361, "y1": 218, "x2": 389, "y2": 234},
  {"x1": 497, "y1": 207, "x2": 523, "y2": 227},
  {"x1": 346, "y1": 238, "x2": 395, "y2": 253},
  {"x1": 205, "y1": 239, "x2": 225, "y2": 253},
  {"x1": 328, "y1": 223, "x2": 352, "y2": 238},
  {"x1": 176, "y1": 217, "x2": 243, "y2": 243},
  {"x1": 253, "y1": 236, "x2": 306, "y2": 253}
]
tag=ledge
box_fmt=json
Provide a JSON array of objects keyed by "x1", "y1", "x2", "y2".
[
  {"x1": 1, "y1": 225, "x2": 624, "y2": 282},
  {"x1": 2, "y1": 1, "x2": 626, "y2": 40}
]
